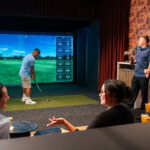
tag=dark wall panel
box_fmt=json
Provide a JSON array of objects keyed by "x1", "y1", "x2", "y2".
[
  {"x1": 76, "y1": 28, "x2": 87, "y2": 86},
  {"x1": 86, "y1": 21, "x2": 99, "y2": 90},
  {"x1": 0, "y1": 0, "x2": 98, "y2": 19}
]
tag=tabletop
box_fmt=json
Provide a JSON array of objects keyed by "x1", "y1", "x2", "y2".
[{"x1": 9, "y1": 121, "x2": 38, "y2": 138}]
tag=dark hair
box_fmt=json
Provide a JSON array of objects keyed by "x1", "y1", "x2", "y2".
[
  {"x1": 0, "y1": 83, "x2": 4, "y2": 99},
  {"x1": 34, "y1": 48, "x2": 40, "y2": 54},
  {"x1": 141, "y1": 36, "x2": 149, "y2": 44},
  {"x1": 104, "y1": 80, "x2": 132, "y2": 103}
]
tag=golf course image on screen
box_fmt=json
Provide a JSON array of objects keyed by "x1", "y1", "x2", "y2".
[{"x1": 0, "y1": 32, "x2": 73, "y2": 85}]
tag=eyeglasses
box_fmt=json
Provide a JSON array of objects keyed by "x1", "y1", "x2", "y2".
[{"x1": 99, "y1": 90, "x2": 105, "y2": 94}]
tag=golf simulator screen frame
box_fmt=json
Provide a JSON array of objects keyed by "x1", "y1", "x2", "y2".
[{"x1": 0, "y1": 31, "x2": 74, "y2": 85}]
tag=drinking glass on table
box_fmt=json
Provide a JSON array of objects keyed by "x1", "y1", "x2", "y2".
[
  {"x1": 145, "y1": 103, "x2": 150, "y2": 113},
  {"x1": 141, "y1": 114, "x2": 150, "y2": 123},
  {"x1": 9, "y1": 117, "x2": 13, "y2": 130}
]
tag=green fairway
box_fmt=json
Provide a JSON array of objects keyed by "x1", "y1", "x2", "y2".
[
  {"x1": 0, "y1": 59, "x2": 73, "y2": 84},
  {"x1": 4, "y1": 95, "x2": 99, "y2": 111},
  {"x1": 34, "y1": 59, "x2": 57, "y2": 83},
  {"x1": 0, "y1": 59, "x2": 22, "y2": 84}
]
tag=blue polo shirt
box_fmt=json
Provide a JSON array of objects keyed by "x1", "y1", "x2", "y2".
[
  {"x1": 134, "y1": 46, "x2": 150, "y2": 77},
  {"x1": 19, "y1": 53, "x2": 35, "y2": 77}
]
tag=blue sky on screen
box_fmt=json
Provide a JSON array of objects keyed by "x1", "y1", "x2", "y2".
[{"x1": 0, "y1": 34, "x2": 73, "y2": 57}]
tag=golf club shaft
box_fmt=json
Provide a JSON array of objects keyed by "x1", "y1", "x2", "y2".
[
  {"x1": 35, "y1": 81, "x2": 50, "y2": 101},
  {"x1": 35, "y1": 81, "x2": 42, "y2": 92}
]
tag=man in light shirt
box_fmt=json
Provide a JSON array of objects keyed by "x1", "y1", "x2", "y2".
[{"x1": 19, "y1": 48, "x2": 40, "y2": 104}]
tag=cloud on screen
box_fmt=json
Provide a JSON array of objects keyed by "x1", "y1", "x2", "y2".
[
  {"x1": 0, "y1": 48, "x2": 8, "y2": 51},
  {"x1": 13, "y1": 50, "x2": 26, "y2": 54}
]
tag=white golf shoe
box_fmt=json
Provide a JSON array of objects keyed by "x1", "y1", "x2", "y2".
[
  {"x1": 25, "y1": 98, "x2": 37, "y2": 105},
  {"x1": 22, "y1": 97, "x2": 27, "y2": 102}
]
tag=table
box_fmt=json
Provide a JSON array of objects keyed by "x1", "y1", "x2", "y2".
[
  {"x1": 117, "y1": 62, "x2": 135, "y2": 87},
  {"x1": 117, "y1": 62, "x2": 150, "y2": 108},
  {"x1": 9, "y1": 121, "x2": 38, "y2": 138}
]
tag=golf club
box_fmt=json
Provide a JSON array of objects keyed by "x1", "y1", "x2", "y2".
[
  {"x1": 35, "y1": 81, "x2": 42, "y2": 92},
  {"x1": 35, "y1": 81, "x2": 51, "y2": 101}
]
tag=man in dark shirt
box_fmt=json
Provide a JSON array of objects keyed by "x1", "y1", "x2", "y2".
[{"x1": 130, "y1": 36, "x2": 150, "y2": 109}]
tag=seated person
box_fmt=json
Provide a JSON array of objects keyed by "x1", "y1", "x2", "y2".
[
  {"x1": 0, "y1": 83, "x2": 10, "y2": 139},
  {"x1": 47, "y1": 80, "x2": 134, "y2": 132}
]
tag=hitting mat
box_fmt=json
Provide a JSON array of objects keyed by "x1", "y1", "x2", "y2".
[{"x1": 4, "y1": 95, "x2": 98, "y2": 111}]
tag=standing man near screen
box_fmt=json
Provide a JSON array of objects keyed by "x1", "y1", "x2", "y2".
[
  {"x1": 19, "y1": 48, "x2": 40, "y2": 104},
  {"x1": 129, "y1": 36, "x2": 150, "y2": 109}
]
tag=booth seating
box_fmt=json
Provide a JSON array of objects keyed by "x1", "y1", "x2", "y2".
[{"x1": 1, "y1": 122, "x2": 150, "y2": 150}]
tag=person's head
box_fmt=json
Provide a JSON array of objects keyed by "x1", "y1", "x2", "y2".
[
  {"x1": 0, "y1": 83, "x2": 10, "y2": 109},
  {"x1": 138, "y1": 36, "x2": 149, "y2": 48},
  {"x1": 32, "y1": 48, "x2": 40, "y2": 58},
  {"x1": 99, "y1": 80, "x2": 132, "y2": 107}
]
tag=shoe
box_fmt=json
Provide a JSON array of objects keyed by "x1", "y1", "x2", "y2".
[
  {"x1": 22, "y1": 97, "x2": 27, "y2": 102},
  {"x1": 25, "y1": 99, "x2": 37, "y2": 105}
]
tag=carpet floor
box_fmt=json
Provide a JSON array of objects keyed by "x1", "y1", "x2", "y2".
[{"x1": 2, "y1": 104, "x2": 105, "y2": 130}]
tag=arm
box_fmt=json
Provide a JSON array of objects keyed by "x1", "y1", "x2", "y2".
[
  {"x1": 87, "y1": 111, "x2": 115, "y2": 129},
  {"x1": 47, "y1": 117, "x2": 77, "y2": 132},
  {"x1": 31, "y1": 66, "x2": 35, "y2": 81},
  {"x1": 0, "y1": 119, "x2": 10, "y2": 139},
  {"x1": 88, "y1": 112, "x2": 107, "y2": 129},
  {"x1": 148, "y1": 63, "x2": 150, "y2": 71},
  {"x1": 133, "y1": 57, "x2": 136, "y2": 63},
  {"x1": 145, "y1": 50, "x2": 150, "y2": 78},
  {"x1": 144, "y1": 63, "x2": 150, "y2": 78}
]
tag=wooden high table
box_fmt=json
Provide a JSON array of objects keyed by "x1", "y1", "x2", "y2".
[{"x1": 117, "y1": 62, "x2": 150, "y2": 108}]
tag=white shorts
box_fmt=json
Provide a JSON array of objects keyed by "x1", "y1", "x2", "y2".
[{"x1": 21, "y1": 76, "x2": 31, "y2": 88}]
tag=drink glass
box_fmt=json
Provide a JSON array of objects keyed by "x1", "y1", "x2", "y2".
[
  {"x1": 145, "y1": 103, "x2": 150, "y2": 113},
  {"x1": 141, "y1": 114, "x2": 150, "y2": 123},
  {"x1": 9, "y1": 117, "x2": 13, "y2": 130}
]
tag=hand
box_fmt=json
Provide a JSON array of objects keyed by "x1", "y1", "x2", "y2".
[
  {"x1": 46, "y1": 117, "x2": 65, "y2": 127},
  {"x1": 31, "y1": 75, "x2": 35, "y2": 81},
  {"x1": 144, "y1": 69, "x2": 149, "y2": 78}
]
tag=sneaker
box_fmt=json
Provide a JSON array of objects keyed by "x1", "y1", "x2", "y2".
[
  {"x1": 22, "y1": 97, "x2": 27, "y2": 102},
  {"x1": 25, "y1": 99, "x2": 37, "y2": 105}
]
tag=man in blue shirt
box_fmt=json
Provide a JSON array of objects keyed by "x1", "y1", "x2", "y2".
[
  {"x1": 130, "y1": 36, "x2": 150, "y2": 109},
  {"x1": 19, "y1": 49, "x2": 40, "y2": 104}
]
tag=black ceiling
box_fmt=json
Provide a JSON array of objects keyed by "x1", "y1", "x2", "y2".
[{"x1": 0, "y1": 15, "x2": 93, "y2": 33}]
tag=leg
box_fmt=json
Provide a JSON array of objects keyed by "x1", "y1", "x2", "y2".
[
  {"x1": 139, "y1": 77, "x2": 149, "y2": 109},
  {"x1": 23, "y1": 88, "x2": 26, "y2": 95},
  {"x1": 21, "y1": 77, "x2": 27, "y2": 102},
  {"x1": 25, "y1": 77, "x2": 36, "y2": 105},
  {"x1": 26, "y1": 88, "x2": 31, "y2": 97},
  {"x1": 21, "y1": 76, "x2": 36, "y2": 104},
  {"x1": 129, "y1": 76, "x2": 140, "y2": 108}
]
